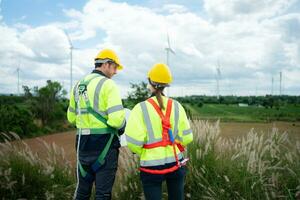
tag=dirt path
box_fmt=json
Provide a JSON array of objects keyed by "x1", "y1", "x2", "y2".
[
  {"x1": 22, "y1": 130, "x2": 77, "y2": 165},
  {"x1": 20, "y1": 121, "x2": 300, "y2": 165}
]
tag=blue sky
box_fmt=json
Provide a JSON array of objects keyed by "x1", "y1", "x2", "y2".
[
  {"x1": 2, "y1": 0, "x2": 86, "y2": 25},
  {"x1": 0, "y1": 0, "x2": 300, "y2": 97}
]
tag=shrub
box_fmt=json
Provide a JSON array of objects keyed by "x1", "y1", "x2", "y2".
[
  {"x1": 0, "y1": 133, "x2": 75, "y2": 199},
  {"x1": 0, "y1": 105, "x2": 37, "y2": 138}
]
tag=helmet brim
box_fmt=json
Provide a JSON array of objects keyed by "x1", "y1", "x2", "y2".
[{"x1": 117, "y1": 64, "x2": 123, "y2": 70}]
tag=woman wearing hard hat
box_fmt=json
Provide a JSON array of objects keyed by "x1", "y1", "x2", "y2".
[{"x1": 125, "y1": 63, "x2": 193, "y2": 200}]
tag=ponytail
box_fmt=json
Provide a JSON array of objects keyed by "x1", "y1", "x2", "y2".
[
  {"x1": 155, "y1": 88, "x2": 165, "y2": 110},
  {"x1": 148, "y1": 78, "x2": 166, "y2": 110}
]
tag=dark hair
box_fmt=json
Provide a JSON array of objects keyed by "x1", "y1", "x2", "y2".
[
  {"x1": 95, "y1": 63, "x2": 101, "y2": 68},
  {"x1": 148, "y1": 78, "x2": 167, "y2": 110},
  {"x1": 154, "y1": 87, "x2": 165, "y2": 110}
]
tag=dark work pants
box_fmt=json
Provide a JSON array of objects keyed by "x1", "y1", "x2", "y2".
[
  {"x1": 75, "y1": 148, "x2": 119, "y2": 200},
  {"x1": 140, "y1": 166, "x2": 186, "y2": 200}
]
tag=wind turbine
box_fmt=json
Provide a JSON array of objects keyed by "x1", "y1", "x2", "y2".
[
  {"x1": 17, "y1": 67, "x2": 20, "y2": 96},
  {"x1": 15, "y1": 59, "x2": 22, "y2": 96},
  {"x1": 216, "y1": 61, "x2": 222, "y2": 100},
  {"x1": 165, "y1": 32, "x2": 175, "y2": 66},
  {"x1": 165, "y1": 32, "x2": 175, "y2": 96},
  {"x1": 279, "y1": 71, "x2": 282, "y2": 95},
  {"x1": 65, "y1": 31, "x2": 77, "y2": 94}
]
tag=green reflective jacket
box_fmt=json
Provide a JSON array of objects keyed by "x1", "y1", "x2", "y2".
[
  {"x1": 67, "y1": 72, "x2": 125, "y2": 131},
  {"x1": 125, "y1": 96, "x2": 193, "y2": 167}
]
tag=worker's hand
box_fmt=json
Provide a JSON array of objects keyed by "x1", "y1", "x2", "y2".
[{"x1": 118, "y1": 121, "x2": 126, "y2": 136}]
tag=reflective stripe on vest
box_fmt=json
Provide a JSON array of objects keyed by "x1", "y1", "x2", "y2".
[
  {"x1": 74, "y1": 75, "x2": 108, "y2": 117},
  {"x1": 141, "y1": 98, "x2": 177, "y2": 146},
  {"x1": 74, "y1": 74, "x2": 118, "y2": 181},
  {"x1": 77, "y1": 127, "x2": 116, "y2": 135},
  {"x1": 140, "y1": 102, "x2": 161, "y2": 144},
  {"x1": 139, "y1": 98, "x2": 185, "y2": 174},
  {"x1": 125, "y1": 134, "x2": 144, "y2": 146},
  {"x1": 93, "y1": 77, "x2": 108, "y2": 116},
  {"x1": 140, "y1": 153, "x2": 184, "y2": 167},
  {"x1": 173, "y1": 101, "x2": 179, "y2": 139},
  {"x1": 183, "y1": 128, "x2": 192, "y2": 136}
]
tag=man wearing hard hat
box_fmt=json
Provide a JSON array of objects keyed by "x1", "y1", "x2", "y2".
[{"x1": 67, "y1": 49, "x2": 126, "y2": 200}]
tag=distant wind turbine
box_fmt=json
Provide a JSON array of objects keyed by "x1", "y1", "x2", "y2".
[
  {"x1": 17, "y1": 67, "x2": 20, "y2": 96},
  {"x1": 165, "y1": 32, "x2": 175, "y2": 66},
  {"x1": 165, "y1": 32, "x2": 175, "y2": 96},
  {"x1": 216, "y1": 61, "x2": 222, "y2": 99},
  {"x1": 65, "y1": 31, "x2": 79, "y2": 93},
  {"x1": 15, "y1": 59, "x2": 23, "y2": 96}
]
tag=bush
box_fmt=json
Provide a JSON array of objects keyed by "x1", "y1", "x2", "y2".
[
  {"x1": 0, "y1": 95, "x2": 25, "y2": 105},
  {"x1": 0, "y1": 105, "x2": 37, "y2": 138}
]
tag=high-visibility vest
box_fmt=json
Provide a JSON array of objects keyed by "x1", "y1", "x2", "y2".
[
  {"x1": 67, "y1": 73, "x2": 125, "y2": 130},
  {"x1": 67, "y1": 73, "x2": 125, "y2": 181},
  {"x1": 139, "y1": 98, "x2": 186, "y2": 174},
  {"x1": 125, "y1": 96, "x2": 193, "y2": 173}
]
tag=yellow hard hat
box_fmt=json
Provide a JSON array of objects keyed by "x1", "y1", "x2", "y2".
[
  {"x1": 148, "y1": 63, "x2": 172, "y2": 84},
  {"x1": 95, "y1": 49, "x2": 123, "y2": 70}
]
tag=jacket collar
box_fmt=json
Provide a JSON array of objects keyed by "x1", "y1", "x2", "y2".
[{"x1": 92, "y1": 69, "x2": 108, "y2": 78}]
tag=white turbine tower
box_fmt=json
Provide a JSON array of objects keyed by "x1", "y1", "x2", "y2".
[
  {"x1": 65, "y1": 31, "x2": 76, "y2": 94},
  {"x1": 17, "y1": 67, "x2": 20, "y2": 96},
  {"x1": 216, "y1": 61, "x2": 222, "y2": 99},
  {"x1": 165, "y1": 32, "x2": 175, "y2": 96},
  {"x1": 15, "y1": 59, "x2": 22, "y2": 96},
  {"x1": 279, "y1": 71, "x2": 282, "y2": 95},
  {"x1": 165, "y1": 32, "x2": 175, "y2": 66}
]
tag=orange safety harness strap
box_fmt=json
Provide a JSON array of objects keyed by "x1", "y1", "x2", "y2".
[{"x1": 140, "y1": 98, "x2": 184, "y2": 175}]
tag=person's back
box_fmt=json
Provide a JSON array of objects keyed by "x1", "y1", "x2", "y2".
[
  {"x1": 125, "y1": 63, "x2": 193, "y2": 200},
  {"x1": 67, "y1": 49, "x2": 125, "y2": 200}
]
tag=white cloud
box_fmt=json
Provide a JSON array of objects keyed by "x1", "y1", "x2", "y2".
[
  {"x1": 0, "y1": 23, "x2": 71, "y2": 94},
  {"x1": 20, "y1": 25, "x2": 69, "y2": 63},
  {"x1": 0, "y1": 0, "x2": 2, "y2": 21},
  {"x1": 161, "y1": 4, "x2": 188, "y2": 14},
  {"x1": 0, "y1": 0, "x2": 299, "y2": 96},
  {"x1": 203, "y1": 0, "x2": 297, "y2": 22}
]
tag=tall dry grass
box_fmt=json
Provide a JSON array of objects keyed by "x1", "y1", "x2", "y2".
[
  {"x1": 115, "y1": 120, "x2": 300, "y2": 199},
  {"x1": 186, "y1": 120, "x2": 300, "y2": 199},
  {"x1": 1, "y1": 120, "x2": 300, "y2": 199},
  {"x1": 0, "y1": 132, "x2": 75, "y2": 199}
]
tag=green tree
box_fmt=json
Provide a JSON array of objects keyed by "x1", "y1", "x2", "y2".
[
  {"x1": 126, "y1": 81, "x2": 151, "y2": 108},
  {"x1": 29, "y1": 80, "x2": 66, "y2": 126},
  {"x1": 22, "y1": 85, "x2": 32, "y2": 98},
  {"x1": 0, "y1": 105, "x2": 37, "y2": 138}
]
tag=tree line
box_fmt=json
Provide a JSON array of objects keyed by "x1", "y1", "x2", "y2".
[
  {"x1": 176, "y1": 95, "x2": 300, "y2": 109},
  {"x1": 0, "y1": 80, "x2": 69, "y2": 139},
  {"x1": 1, "y1": 81, "x2": 299, "y2": 139}
]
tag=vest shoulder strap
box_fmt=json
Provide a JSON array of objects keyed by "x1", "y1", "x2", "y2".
[
  {"x1": 147, "y1": 98, "x2": 173, "y2": 120},
  {"x1": 76, "y1": 74, "x2": 109, "y2": 123}
]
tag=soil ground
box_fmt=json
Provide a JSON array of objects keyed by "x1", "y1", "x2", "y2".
[{"x1": 21, "y1": 121, "x2": 300, "y2": 165}]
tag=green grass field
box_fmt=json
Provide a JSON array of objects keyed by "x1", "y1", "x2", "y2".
[{"x1": 186, "y1": 103, "x2": 300, "y2": 122}]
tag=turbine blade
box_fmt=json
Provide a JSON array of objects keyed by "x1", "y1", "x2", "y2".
[
  {"x1": 169, "y1": 47, "x2": 175, "y2": 54},
  {"x1": 167, "y1": 32, "x2": 171, "y2": 48},
  {"x1": 64, "y1": 30, "x2": 73, "y2": 47},
  {"x1": 166, "y1": 32, "x2": 175, "y2": 54}
]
